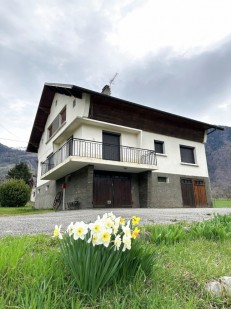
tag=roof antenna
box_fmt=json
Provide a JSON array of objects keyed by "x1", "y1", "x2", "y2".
[
  {"x1": 101, "y1": 72, "x2": 118, "y2": 95},
  {"x1": 109, "y1": 72, "x2": 118, "y2": 87}
]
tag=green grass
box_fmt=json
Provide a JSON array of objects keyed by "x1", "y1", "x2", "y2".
[
  {"x1": 213, "y1": 199, "x2": 231, "y2": 208},
  {"x1": 0, "y1": 216, "x2": 231, "y2": 308},
  {"x1": 0, "y1": 203, "x2": 53, "y2": 216}
]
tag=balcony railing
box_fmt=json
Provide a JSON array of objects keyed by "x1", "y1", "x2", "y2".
[{"x1": 41, "y1": 138, "x2": 157, "y2": 175}]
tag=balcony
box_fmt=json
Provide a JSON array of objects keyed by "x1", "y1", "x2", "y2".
[{"x1": 41, "y1": 138, "x2": 157, "y2": 180}]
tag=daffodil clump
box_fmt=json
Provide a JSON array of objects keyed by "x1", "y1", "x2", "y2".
[
  {"x1": 53, "y1": 212, "x2": 140, "y2": 251},
  {"x1": 53, "y1": 213, "x2": 143, "y2": 298}
]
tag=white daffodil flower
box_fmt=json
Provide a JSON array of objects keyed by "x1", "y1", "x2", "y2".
[
  {"x1": 100, "y1": 229, "x2": 112, "y2": 247},
  {"x1": 73, "y1": 221, "x2": 88, "y2": 240},
  {"x1": 122, "y1": 235, "x2": 131, "y2": 251},
  {"x1": 122, "y1": 225, "x2": 132, "y2": 238},
  {"x1": 66, "y1": 222, "x2": 74, "y2": 236},
  {"x1": 53, "y1": 225, "x2": 63, "y2": 239},
  {"x1": 114, "y1": 235, "x2": 122, "y2": 250},
  {"x1": 89, "y1": 221, "x2": 102, "y2": 234},
  {"x1": 103, "y1": 218, "x2": 114, "y2": 229}
]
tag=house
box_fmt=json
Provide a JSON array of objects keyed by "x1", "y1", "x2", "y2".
[{"x1": 27, "y1": 83, "x2": 222, "y2": 209}]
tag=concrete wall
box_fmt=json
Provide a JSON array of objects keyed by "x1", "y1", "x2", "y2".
[{"x1": 35, "y1": 180, "x2": 56, "y2": 209}]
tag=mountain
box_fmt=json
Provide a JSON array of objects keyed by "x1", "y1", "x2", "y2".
[
  {"x1": 0, "y1": 144, "x2": 37, "y2": 183},
  {"x1": 0, "y1": 127, "x2": 230, "y2": 198},
  {"x1": 206, "y1": 126, "x2": 231, "y2": 198}
]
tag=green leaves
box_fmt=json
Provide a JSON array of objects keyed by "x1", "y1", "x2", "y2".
[
  {"x1": 57, "y1": 213, "x2": 155, "y2": 298},
  {"x1": 60, "y1": 235, "x2": 123, "y2": 298},
  {"x1": 146, "y1": 214, "x2": 231, "y2": 245}
]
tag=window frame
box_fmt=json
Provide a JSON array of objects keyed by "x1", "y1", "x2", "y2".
[
  {"x1": 180, "y1": 145, "x2": 196, "y2": 164},
  {"x1": 154, "y1": 140, "x2": 165, "y2": 154},
  {"x1": 157, "y1": 176, "x2": 169, "y2": 183},
  {"x1": 47, "y1": 106, "x2": 66, "y2": 140}
]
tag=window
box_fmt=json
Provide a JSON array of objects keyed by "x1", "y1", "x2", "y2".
[
  {"x1": 154, "y1": 140, "x2": 164, "y2": 154},
  {"x1": 47, "y1": 107, "x2": 66, "y2": 139},
  {"x1": 48, "y1": 126, "x2": 53, "y2": 139},
  {"x1": 60, "y1": 108, "x2": 66, "y2": 124},
  {"x1": 158, "y1": 176, "x2": 169, "y2": 183},
  {"x1": 180, "y1": 145, "x2": 195, "y2": 164}
]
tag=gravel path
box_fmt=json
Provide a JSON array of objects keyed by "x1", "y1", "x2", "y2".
[{"x1": 1, "y1": 208, "x2": 231, "y2": 237}]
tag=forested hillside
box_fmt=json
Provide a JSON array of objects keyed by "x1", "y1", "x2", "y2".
[
  {"x1": 206, "y1": 126, "x2": 231, "y2": 198},
  {"x1": 0, "y1": 144, "x2": 37, "y2": 183},
  {"x1": 0, "y1": 126, "x2": 230, "y2": 198}
]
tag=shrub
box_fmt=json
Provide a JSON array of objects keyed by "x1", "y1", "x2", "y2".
[{"x1": 0, "y1": 179, "x2": 30, "y2": 207}]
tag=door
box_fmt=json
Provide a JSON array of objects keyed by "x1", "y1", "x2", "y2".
[
  {"x1": 181, "y1": 178, "x2": 207, "y2": 207},
  {"x1": 93, "y1": 174, "x2": 113, "y2": 208},
  {"x1": 181, "y1": 178, "x2": 195, "y2": 207},
  {"x1": 93, "y1": 172, "x2": 132, "y2": 208},
  {"x1": 193, "y1": 180, "x2": 207, "y2": 207},
  {"x1": 102, "y1": 132, "x2": 120, "y2": 161}
]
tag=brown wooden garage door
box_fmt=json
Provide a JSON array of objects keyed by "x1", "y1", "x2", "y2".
[
  {"x1": 181, "y1": 178, "x2": 208, "y2": 207},
  {"x1": 93, "y1": 171, "x2": 132, "y2": 208}
]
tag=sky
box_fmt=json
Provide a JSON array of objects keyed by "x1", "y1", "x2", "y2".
[{"x1": 1, "y1": 0, "x2": 231, "y2": 149}]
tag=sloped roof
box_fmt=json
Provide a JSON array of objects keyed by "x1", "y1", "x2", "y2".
[{"x1": 27, "y1": 83, "x2": 223, "y2": 153}]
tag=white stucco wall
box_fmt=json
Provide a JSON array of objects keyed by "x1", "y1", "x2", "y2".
[
  {"x1": 36, "y1": 93, "x2": 209, "y2": 187},
  {"x1": 37, "y1": 92, "x2": 90, "y2": 187},
  {"x1": 142, "y1": 131, "x2": 209, "y2": 177}
]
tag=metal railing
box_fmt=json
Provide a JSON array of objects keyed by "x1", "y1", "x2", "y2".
[{"x1": 41, "y1": 138, "x2": 157, "y2": 175}]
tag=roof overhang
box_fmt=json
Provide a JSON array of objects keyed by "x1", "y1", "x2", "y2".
[{"x1": 27, "y1": 83, "x2": 223, "y2": 153}]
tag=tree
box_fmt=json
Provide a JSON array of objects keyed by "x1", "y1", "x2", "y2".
[
  {"x1": 7, "y1": 162, "x2": 32, "y2": 185},
  {"x1": 0, "y1": 179, "x2": 30, "y2": 207}
]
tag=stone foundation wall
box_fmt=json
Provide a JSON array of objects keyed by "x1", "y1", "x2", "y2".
[
  {"x1": 58, "y1": 165, "x2": 94, "y2": 209},
  {"x1": 151, "y1": 172, "x2": 212, "y2": 208},
  {"x1": 35, "y1": 169, "x2": 212, "y2": 209},
  {"x1": 138, "y1": 171, "x2": 152, "y2": 208}
]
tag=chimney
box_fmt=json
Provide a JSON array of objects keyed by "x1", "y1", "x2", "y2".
[{"x1": 101, "y1": 85, "x2": 111, "y2": 95}]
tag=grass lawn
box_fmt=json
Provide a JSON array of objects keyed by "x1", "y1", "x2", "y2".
[
  {"x1": 0, "y1": 203, "x2": 53, "y2": 216},
  {"x1": 213, "y1": 199, "x2": 231, "y2": 208},
  {"x1": 0, "y1": 215, "x2": 231, "y2": 308}
]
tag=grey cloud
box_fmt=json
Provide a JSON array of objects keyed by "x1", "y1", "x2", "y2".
[{"x1": 116, "y1": 37, "x2": 231, "y2": 122}]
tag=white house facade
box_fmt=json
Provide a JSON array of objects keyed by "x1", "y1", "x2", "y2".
[{"x1": 27, "y1": 83, "x2": 222, "y2": 209}]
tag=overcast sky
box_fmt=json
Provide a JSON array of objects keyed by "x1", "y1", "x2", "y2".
[{"x1": 1, "y1": 0, "x2": 231, "y2": 149}]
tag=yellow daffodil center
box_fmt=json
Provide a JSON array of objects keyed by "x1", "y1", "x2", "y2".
[
  {"x1": 102, "y1": 231, "x2": 110, "y2": 242},
  {"x1": 93, "y1": 225, "x2": 100, "y2": 233},
  {"x1": 53, "y1": 227, "x2": 59, "y2": 237},
  {"x1": 76, "y1": 227, "x2": 84, "y2": 235}
]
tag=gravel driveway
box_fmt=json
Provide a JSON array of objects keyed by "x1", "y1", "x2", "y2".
[{"x1": 1, "y1": 208, "x2": 231, "y2": 237}]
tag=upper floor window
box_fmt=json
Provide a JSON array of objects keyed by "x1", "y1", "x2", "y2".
[
  {"x1": 60, "y1": 108, "x2": 66, "y2": 124},
  {"x1": 154, "y1": 140, "x2": 164, "y2": 154},
  {"x1": 180, "y1": 145, "x2": 195, "y2": 164},
  {"x1": 48, "y1": 107, "x2": 66, "y2": 139}
]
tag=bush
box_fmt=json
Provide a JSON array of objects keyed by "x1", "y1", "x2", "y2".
[{"x1": 0, "y1": 179, "x2": 30, "y2": 207}]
